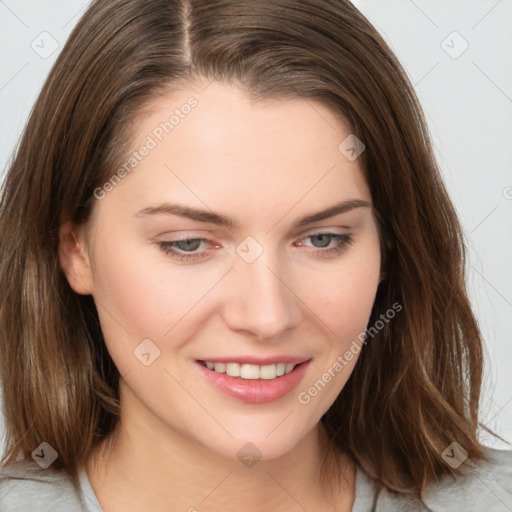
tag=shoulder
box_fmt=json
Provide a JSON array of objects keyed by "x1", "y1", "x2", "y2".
[
  {"x1": 0, "y1": 460, "x2": 87, "y2": 512},
  {"x1": 419, "y1": 446, "x2": 512, "y2": 511},
  {"x1": 369, "y1": 447, "x2": 512, "y2": 511}
]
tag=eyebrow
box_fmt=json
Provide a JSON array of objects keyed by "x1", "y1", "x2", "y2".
[{"x1": 134, "y1": 199, "x2": 371, "y2": 229}]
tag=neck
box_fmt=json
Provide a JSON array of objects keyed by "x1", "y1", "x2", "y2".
[{"x1": 85, "y1": 381, "x2": 355, "y2": 512}]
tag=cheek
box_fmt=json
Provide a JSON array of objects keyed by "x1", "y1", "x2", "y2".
[
  {"x1": 90, "y1": 224, "x2": 380, "y2": 365},
  {"x1": 295, "y1": 261, "x2": 379, "y2": 411},
  {"x1": 300, "y1": 254, "x2": 380, "y2": 344},
  {"x1": 88, "y1": 233, "x2": 225, "y2": 365},
  {"x1": 90, "y1": 233, "x2": 183, "y2": 325}
]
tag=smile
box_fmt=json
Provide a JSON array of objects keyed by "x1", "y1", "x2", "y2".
[
  {"x1": 196, "y1": 359, "x2": 312, "y2": 403},
  {"x1": 199, "y1": 361, "x2": 297, "y2": 380}
]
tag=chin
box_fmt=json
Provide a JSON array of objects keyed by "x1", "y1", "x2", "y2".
[{"x1": 189, "y1": 414, "x2": 317, "y2": 464}]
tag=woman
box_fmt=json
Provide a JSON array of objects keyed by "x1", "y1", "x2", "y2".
[{"x1": 0, "y1": 0, "x2": 510, "y2": 510}]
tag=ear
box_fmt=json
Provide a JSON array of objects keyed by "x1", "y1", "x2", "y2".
[{"x1": 58, "y1": 221, "x2": 94, "y2": 295}]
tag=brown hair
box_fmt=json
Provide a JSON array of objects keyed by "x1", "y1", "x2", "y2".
[{"x1": 0, "y1": 0, "x2": 507, "y2": 498}]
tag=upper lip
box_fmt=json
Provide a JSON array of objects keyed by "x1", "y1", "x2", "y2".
[{"x1": 197, "y1": 356, "x2": 311, "y2": 365}]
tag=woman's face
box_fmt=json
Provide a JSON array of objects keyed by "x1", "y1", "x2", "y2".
[{"x1": 67, "y1": 81, "x2": 382, "y2": 461}]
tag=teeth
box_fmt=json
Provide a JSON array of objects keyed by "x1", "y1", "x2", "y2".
[
  {"x1": 204, "y1": 361, "x2": 297, "y2": 379},
  {"x1": 240, "y1": 364, "x2": 260, "y2": 379},
  {"x1": 225, "y1": 363, "x2": 240, "y2": 377},
  {"x1": 259, "y1": 364, "x2": 277, "y2": 379},
  {"x1": 214, "y1": 362, "x2": 225, "y2": 373}
]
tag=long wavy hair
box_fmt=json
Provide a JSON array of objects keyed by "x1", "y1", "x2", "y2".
[{"x1": 0, "y1": 0, "x2": 506, "y2": 497}]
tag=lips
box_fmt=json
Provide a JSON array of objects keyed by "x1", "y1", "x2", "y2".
[
  {"x1": 198, "y1": 356, "x2": 311, "y2": 365},
  {"x1": 195, "y1": 357, "x2": 312, "y2": 404}
]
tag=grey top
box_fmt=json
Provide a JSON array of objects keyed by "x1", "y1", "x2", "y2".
[{"x1": 1, "y1": 446, "x2": 511, "y2": 511}]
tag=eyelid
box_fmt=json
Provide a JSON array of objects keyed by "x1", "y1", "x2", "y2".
[
  {"x1": 302, "y1": 226, "x2": 350, "y2": 234},
  {"x1": 296, "y1": 227, "x2": 351, "y2": 240},
  {"x1": 157, "y1": 229, "x2": 353, "y2": 263},
  {"x1": 156, "y1": 228, "x2": 350, "y2": 246},
  {"x1": 153, "y1": 229, "x2": 216, "y2": 239}
]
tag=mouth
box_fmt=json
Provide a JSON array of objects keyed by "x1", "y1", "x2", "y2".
[
  {"x1": 198, "y1": 360, "x2": 298, "y2": 380},
  {"x1": 195, "y1": 358, "x2": 312, "y2": 404}
]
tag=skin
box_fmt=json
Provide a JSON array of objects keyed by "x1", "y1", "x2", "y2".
[{"x1": 59, "y1": 80, "x2": 382, "y2": 511}]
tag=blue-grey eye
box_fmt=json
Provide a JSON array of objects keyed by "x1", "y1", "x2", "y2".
[
  {"x1": 309, "y1": 233, "x2": 334, "y2": 248},
  {"x1": 174, "y1": 239, "x2": 203, "y2": 251}
]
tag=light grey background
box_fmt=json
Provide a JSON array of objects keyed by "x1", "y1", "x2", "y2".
[{"x1": 0, "y1": 0, "x2": 511, "y2": 454}]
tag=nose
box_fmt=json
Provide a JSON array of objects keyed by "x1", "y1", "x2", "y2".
[{"x1": 222, "y1": 248, "x2": 302, "y2": 341}]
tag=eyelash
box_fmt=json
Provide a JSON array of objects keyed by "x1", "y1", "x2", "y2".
[{"x1": 157, "y1": 232, "x2": 353, "y2": 262}]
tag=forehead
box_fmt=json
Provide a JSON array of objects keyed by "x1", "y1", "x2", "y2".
[
  {"x1": 95, "y1": 81, "x2": 371, "y2": 226},
  {"x1": 134, "y1": 81, "x2": 354, "y2": 163}
]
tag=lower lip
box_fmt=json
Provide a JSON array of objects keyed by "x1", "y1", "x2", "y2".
[{"x1": 196, "y1": 360, "x2": 311, "y2": 404}]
